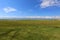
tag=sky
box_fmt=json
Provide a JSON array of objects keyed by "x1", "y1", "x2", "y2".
[{"x1": 0, "y1": 0, "x2": 60, "y2": 18}]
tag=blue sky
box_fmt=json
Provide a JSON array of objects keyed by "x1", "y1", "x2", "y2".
[{"x1": 0, "y1": 0, "x2": 60, "y2": 17}]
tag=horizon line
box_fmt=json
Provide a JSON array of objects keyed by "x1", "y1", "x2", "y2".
[{"x1": 0, "y1": 16, "x2": 60, "y2": 19}]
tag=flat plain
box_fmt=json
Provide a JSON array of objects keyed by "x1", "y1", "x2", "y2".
[{"x1": 0, "y1": 20, "x2": 60, "y2": 40}]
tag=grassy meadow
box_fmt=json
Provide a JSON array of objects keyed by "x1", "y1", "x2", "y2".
[{"x1": 0, "y1": 20, "x2": 60, "y2": 40}]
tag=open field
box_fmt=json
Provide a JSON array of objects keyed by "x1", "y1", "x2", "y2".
[{"x1": 0, "y1": 20, "x2": 60, "y2": 40}]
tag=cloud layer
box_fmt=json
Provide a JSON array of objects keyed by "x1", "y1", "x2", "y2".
[
  {"x1": 40, "y1": 0, "x2": 60, "y2": 8},
  {"x1": 0, "y1": 16, "x2": 60, "y2": 19},
  {"x1": 3, "y1": 7, "x2": 17, "y2": 13}
]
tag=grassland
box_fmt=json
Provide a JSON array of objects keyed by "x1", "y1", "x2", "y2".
[{"x1": 0, "y1": 20, "x2": 60, "y2": 40}]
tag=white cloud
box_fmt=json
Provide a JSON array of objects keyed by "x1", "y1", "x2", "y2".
[
  {"x1": 3, "y1": 7, "x2": 17, "y2": 13},
  {"x1": 40, "y1": 0, "x2": 60, "y2": 8}
]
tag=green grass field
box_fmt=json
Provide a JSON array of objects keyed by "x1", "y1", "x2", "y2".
[{"x1": 0, "y1": 20, "x2": 60, "y2": 40}]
